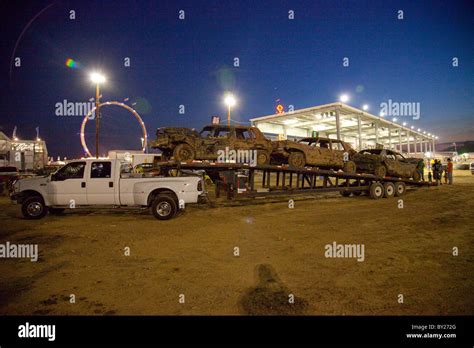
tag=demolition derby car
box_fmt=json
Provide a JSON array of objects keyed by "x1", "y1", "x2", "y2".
[
  {"x1": 353, "y1": 148, "x2": 422, "y2": 180},
  {"x1": 149, "y1": 125, "x2": 273, "y2": 165},
  {"x1": 271, "y1": 137, "x2": 357, "y2": 172}
]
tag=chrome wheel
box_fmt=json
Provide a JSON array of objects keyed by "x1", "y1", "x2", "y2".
[
  {"x1": 27, "y1": 202, "x2": 43, "y2": 217},
  {"x1": 156, "y1": 202, "x2": 171, "y2": 217}
]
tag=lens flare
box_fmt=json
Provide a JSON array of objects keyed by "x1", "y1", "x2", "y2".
[{"x1": 65, "y1": 58, "x2": 79, "y2": 68}]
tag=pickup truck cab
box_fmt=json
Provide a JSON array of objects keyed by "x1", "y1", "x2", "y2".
[{"x1": 10, "y1": 158, "x2": 205, "y2": 220}]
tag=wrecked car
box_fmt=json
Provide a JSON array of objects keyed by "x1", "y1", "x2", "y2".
[
  {"x1": 271, "y1": 137, "x2": 357, "y2": 172},
  {"x1": 150, "y1": 125, "x2": 273, "y2": 165},
  {"x1": 353, "y1": 148, "x2": 422, "y2": 180}
]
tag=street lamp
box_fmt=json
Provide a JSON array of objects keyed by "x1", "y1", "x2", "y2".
[
  {"x1": 90, "y1": 72, "x2": 106, "y2": 158},
  {"x1": 362, "y1": 104, "x2": 369, "y2": 111},
  {"x1": 339, "y1": 94, "x2": 349, "y2": 103},
  {"x1": 224, "y1": 94, "x2": 236, "y2": 126}
]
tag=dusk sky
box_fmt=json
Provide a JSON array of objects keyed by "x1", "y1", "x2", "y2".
[{"x1": 1, "y1": 0, "x2": 473, "y2": 157}]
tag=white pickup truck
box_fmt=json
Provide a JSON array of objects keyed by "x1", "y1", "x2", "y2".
[{"x1": 10, "y1": 158, "x2": 205, "y2": 220}]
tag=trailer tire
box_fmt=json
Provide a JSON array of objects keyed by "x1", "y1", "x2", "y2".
[
  {"x1": 383, "y1": 182, "x2": 395, "y2": 198},
  {"x1": 394, "y1": 182, "x2": 406, "y2": 196},
  {"x1": 369, "y1": 182, "x2": 384, "y2": 199},
  {"x1": 22, "y1": 196, "x2": 48, "y2": 219},
  {"x1": 151, "y1": 194, "x2": 177, "y2": 220}
]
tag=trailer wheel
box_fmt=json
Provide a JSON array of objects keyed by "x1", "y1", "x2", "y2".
[
  {"x1": 288, "y1": 152, "x2": 305, "y2": 168},
  {"x1": 394, "y1": 182, "x2": 406, "y2": 196},
  {"x1": 151, "y1": 194, "x2": 177, "y2": 220},
  {"x1": 383, "y1": 182, "x2": 395, "y2": 198},
  {"x1": 22, "y1": 196, "x2": 48, "y2": 219},
  {"x1": 374, "y1": 165, "x2": 387, "y2": 178},
  {"x1": 343, "y1": 160, "x2": 357, "y2": 174},
  {"x1": 369, "y1": 182, "x2": 384, "y2": 199}
]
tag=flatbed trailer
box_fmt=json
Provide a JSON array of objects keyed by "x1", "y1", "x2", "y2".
[{"x1": 155, "y1": 160, "x2": 435, "y2": 201}]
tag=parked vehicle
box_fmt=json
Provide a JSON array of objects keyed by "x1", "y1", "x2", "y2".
[
  {"x1": 10, "y1": 158, "x2": 205, "y2": 220},
  {"x1": 271, "y1": 137, "x2": 357, "y2": 172},
  {"x1": 353, "y1": 148, "x2": 421, "y2": 180},
  {"x1": 0, "y1": 166, "x2": 19, "y2": 194},
  {"x1": 150, "y1": 125, "x2": 273, "y2": 165}
]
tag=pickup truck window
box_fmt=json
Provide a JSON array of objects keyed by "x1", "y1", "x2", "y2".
[
  {"x1": 91, "y1": 161, "x2": 112, "y2": 178},
  {"x1": 55, "y1": 162, "x2": 86, "y2": 180}
]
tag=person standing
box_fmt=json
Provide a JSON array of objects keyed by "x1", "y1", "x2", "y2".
[
  {"x1": 433, "y1": 160, "x2": 441, "y2": 185},
  {"x1": 447, "y1": 158, "x2": 454, "y2": 184},
  {"x1": 416, "y1": 159, "x2": 425, "y2": 181}
]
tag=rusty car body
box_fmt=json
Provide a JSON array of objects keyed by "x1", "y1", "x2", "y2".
[
  {"x1": 271, "y1": 137, "x2": 357, "y2": 172},
  {"x1": 353, "y1": 148, "x2": 421, "y2": 180},
  {"x1": 150, "y1": 125, "x2": 273, "y2": 165}
]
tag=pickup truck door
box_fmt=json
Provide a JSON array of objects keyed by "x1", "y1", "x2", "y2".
[
  {"x1": 86, "y1": 161, "x2": 116, "y2": 205},
  {"x1": 48, "y1": 161, "x2": 88, "y2": 206}
]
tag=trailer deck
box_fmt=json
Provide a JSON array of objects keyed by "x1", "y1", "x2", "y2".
[{"x1": 155, "y1": 160, "x2": 434, "y2": 200}]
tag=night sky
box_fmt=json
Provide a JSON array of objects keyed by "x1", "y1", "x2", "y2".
[{"x1": 1, "y1": 0, "x2": 473, "y2": 158}]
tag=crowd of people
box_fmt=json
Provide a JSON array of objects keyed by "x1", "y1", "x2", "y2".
[{"x1": 429, "y1": 158, "x2": 453, "y2": 185}]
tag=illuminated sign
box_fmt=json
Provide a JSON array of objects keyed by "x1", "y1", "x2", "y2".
[
  {"x1": 276, "y1": 104, "x2": 284, "y2": 114},
  {"x1": 11, "y1": 143, "x2": 35, "y2": 152}
]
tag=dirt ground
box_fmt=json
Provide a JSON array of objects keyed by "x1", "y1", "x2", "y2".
[{"x1": 1, "y1": 170, "x2": 473, "y2": 316}]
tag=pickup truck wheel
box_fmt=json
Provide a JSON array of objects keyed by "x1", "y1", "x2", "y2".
[
  {"x1": 374, "y1": 165, "x2": 387, "y2": 178},
  {"x1": 22, "y1": 196, "x2": 48, "y2": 219},
  {"x1": 173, "y1": 144, "x2": 195, "y2": 162},
  {"x1": 151, "y1": 195, "x2": 177, "y2": 220},
  {"x1": 288, "y1": 152, "x2": 305, "y2": 168}
]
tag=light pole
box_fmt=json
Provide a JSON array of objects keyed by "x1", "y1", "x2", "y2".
[
  {"x1": 224, "y1": 94, "x2": 236, "y2": 126},
  {"x1": 90, "y1": 72, "x2": 106, "y2": 158}
]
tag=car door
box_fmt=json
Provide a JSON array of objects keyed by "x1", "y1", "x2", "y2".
[
  {"x1": 48, "y1": 161, "x2": 88, "y2": 206},
  {"x1": 86, "y1": 161, "x2": 116, "y2": 205}
]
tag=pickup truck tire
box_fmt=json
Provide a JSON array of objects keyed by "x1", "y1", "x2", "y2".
[
  {"x1": 173, "y1": 144, "x2": 195, "y2": 162},
  {"x1": 22, "y1": 196, "x2": 48, "y2": 219},
  {"x1": 151, "y1": 194, "x2": 177, "y2": 220}
]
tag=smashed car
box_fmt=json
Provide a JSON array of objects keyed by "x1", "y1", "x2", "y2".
[
  {"x1": 271, "y1": 137, "x2": 357, "y2": 172},
  {"x1": 353, "y1": 148, "x2": 422, "y2": 180}
]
